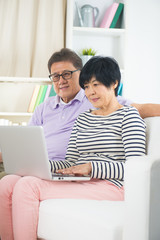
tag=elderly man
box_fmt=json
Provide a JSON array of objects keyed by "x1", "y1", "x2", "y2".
[{"x1": 0, "y1": 48, "x2": 160, "y2": 178}]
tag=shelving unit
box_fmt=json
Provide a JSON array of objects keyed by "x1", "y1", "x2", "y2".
[
  {"x1": 66, "y1": 0, "x2": 126, "y2": 85},
  {"x1": 0, "y1": 76, "x2": 51, "y2": 125},
  {"x1": 0, "y1": 0, "x2": 127, "y2": 125}
]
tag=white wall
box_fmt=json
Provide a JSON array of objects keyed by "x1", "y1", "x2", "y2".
[{"x1": 124, "y1": 0, "x2": 160, "y2": 103}]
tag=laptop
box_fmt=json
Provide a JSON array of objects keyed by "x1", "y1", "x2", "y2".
[{"x1": 0, "y1": 126, "x2": 91, "y2": 181}]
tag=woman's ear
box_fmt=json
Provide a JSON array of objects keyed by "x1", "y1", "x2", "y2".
[{"x1": 113, "y1": 80, "x2": 118, "y2": 89}]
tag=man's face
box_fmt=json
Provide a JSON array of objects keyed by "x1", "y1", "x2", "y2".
[{"x1": 50, "y1": 61, "x2": 81, "y2": 103}]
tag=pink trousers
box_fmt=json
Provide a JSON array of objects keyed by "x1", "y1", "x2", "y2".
[{"x1": 0, "y1": 175, "x2": 124, "y2": 240}]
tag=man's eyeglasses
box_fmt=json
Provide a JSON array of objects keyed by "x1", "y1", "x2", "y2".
[{"x1": 49, "y1": 69, "x2": 80, "y2": 82}]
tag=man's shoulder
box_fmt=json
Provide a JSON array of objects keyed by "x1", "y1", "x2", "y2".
[
  {"x1": 117, "y1": 95, "x2": 133, "y2": 106},
  {"x1": 29, "y1": 96, "x2": 57, "y2": 125}
]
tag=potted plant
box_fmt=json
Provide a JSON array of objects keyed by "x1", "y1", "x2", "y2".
[{"x1": 80, "y1": 48, "x2": 97, "y2": 66}]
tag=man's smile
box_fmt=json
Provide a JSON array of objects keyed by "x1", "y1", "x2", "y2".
[{"x1": 59, "y1": 85, "x2": 69, "y2": 90}]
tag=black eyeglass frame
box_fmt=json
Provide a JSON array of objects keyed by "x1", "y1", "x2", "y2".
[{"x1": 49, "y1": 69, "x2": 80, "y2": 82}]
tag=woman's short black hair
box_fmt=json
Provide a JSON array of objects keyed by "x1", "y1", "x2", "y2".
[{"x1": 79, "y1": 56, "x2": 121, "y2": 96}]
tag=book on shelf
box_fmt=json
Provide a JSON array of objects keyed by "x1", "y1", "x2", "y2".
[
  {"x1": 110, "y1": 3, "x2": 124, "y2": 29},
  {"x1": 0, "y1": 119, "x2": 12, "y2": 126},
  {"x1": 27, "y1": 85, "x2": 41, "y2": 113},
  {"x1": 49, "y1": 85, "x2": 56, "y2": 97},
  {"x1": 100, "y1": 2, "x2": 119, "y2": 28},
  {"x1": 38, "y1": 85, "x2": 48, "y2": 105},
  {"x1": 100, "y1": 2, "x2": 124, "y2": 29},
  {"x1": 27, "y1": 85, "x2": 56, "y2": 113},
  {"x1": 33, "y1": 85, "x2": 45, "y2": 111},
  {"x1": 44, "y1": 85, "x2": 52, "y2": 101}
]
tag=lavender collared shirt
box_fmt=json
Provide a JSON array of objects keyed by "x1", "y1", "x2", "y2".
[{"x1": 28, "y1": 89, "x2": 132, "y2": 161}]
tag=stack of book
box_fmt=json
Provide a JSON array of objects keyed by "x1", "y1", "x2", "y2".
[
  {"x1": 28, "y1": 85, "x2": 56, "y2": 113},
  {"x1": 100, "y1": 2, "x2": 124, "y2": 29}
]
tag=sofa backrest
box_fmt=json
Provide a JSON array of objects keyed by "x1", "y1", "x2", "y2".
[{"x1": 144, "y1": 117, "x2": 160, "y2": 156}]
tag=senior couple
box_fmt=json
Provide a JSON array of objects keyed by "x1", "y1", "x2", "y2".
[{"x1": 0, "y1": 48, "x2": 159, "y2": 240}]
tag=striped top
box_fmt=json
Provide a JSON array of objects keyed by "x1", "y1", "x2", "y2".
[{"x1": 50, "y1": 106, "x2": 146, "y2": 187}]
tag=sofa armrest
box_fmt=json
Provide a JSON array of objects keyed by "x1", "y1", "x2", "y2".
[{"x1": 124, "y1": 155, "x2": 160, "y2": 240}]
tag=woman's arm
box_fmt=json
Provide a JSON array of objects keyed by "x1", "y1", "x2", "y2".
[
  {"x1": 122, "y1": 108, "x2": 146, "y2": 158},
  {"x1": 91, "y1": 108, "x2": 146, "y2": 181},
  {"x1": 49, "y1": 159, "x2": 76, "y2": 172}
]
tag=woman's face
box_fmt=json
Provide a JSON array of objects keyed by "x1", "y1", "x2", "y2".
[{"x1": 84, "y1": 77, "x2": 117, "y2": 109}]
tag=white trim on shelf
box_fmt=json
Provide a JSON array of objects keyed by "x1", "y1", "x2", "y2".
[
  {"x1": 0, "y1": 76, "x2": 51, "y2": 84},
  {"x1": 0, "y1": 112, "x2": 32, "y2": 117},
  {"x1": 73, "y1": 27, "x2": 125, "y2": 37}
]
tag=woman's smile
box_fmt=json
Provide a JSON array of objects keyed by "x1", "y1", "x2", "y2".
[{"x1": 90, "y1": 97, "x2": 99, "y2": 103}]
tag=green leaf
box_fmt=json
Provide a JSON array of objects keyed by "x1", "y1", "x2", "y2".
[{"x1": 81, "y1": 48, "x2": 97, "y2": 56}]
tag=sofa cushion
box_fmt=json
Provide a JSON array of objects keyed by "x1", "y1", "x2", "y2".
[{"x1": 38, "y1": 199, "x2": 124, "y2": 240}]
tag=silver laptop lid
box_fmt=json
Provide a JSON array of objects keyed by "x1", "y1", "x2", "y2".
[{"x1": 0, "y1": 126, "x2": 52, "y2": 180}]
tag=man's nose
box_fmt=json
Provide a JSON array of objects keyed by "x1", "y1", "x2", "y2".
[{"x1": 59, "y1": 75, "x2": 67, "y2": 84}]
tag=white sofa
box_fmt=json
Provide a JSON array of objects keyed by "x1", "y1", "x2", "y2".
[{"x1": 37, "y1": 117, "x2": 160, "y2": 240}]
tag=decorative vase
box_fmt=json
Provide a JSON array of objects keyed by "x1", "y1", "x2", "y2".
[{"x1": 81, "y1": 55, "x2": 93, "y2": 66}]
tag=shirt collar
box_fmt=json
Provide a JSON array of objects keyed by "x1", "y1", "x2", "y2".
[{"x1": 51, "y1": 88, "x2": 85, "y2": 109}]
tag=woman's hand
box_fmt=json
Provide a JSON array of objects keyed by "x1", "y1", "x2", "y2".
[{"x1": 57, "y1": 163, "x2": 92, "y2": 176}]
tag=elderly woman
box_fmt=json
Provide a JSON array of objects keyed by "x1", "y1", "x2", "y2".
[{"x1": 0, "y1": 56, "x2": 146, "y2": 240}]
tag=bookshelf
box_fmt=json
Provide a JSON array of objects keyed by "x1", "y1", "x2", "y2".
[
  {"x1": 0, "y1": 0, "x2": 127, "y2": 125},
  {"x1": 66, "y1": 0, "x2": 126, "y2": 83},
  {"x1": 0, "y1": 77, "x2": 51, "y2": 125}
]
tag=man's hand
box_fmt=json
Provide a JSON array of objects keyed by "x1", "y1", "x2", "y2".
[{"x1": 57, "y1": 163, "x2": 92, "y2": 176}]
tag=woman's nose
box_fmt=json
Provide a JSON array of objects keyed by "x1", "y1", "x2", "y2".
[{"x1": 88, "y1": 86, "x2": 95, "y2": 95}]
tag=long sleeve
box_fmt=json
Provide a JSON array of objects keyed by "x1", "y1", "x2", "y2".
[
  {"x1": 90, "y1": 109, "x2": 146, "y2": 184},
  {"x1": 121, "y1": 108, "x2": 146, "y2": 159},
  {"x1": 49, "y1": 158, "x2": 75, "y2": 172}
]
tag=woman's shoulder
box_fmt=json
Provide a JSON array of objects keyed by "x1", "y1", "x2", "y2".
[
  {"x1": 116, "y1": 105, "x2": 144, "y2": 123},
  {"x1": 121, "y1": 105, "x2": 140, "y2": 115},
  {"x1": 121, "y1": 105, "x2": 145, "y2": 125}
]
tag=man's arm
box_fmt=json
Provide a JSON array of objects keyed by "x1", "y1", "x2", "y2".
[{"x1": 131, "y1": 103, "x2": 160, "y2": 119}]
